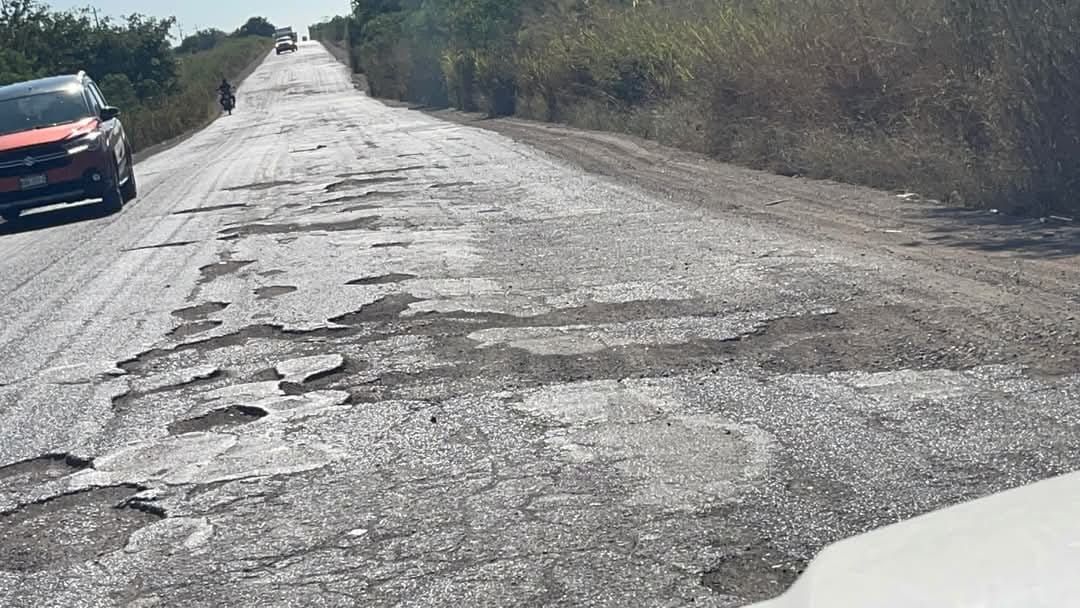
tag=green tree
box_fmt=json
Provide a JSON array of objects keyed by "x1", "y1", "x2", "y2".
[
  {"x1": 0, "y1": 3, "x2": 178, "y2": 100},
  {"x1": 97, "y1": 73, "x2": 138, "y2": 108},
  {"x1": 0, "y1": 0, "x2": 48, "y2": 53},
  {"x1": 0, "y1": 48, "x2": 37, "y2": 86},
  {"x1": 178, "y1": 28, "x2": 229, "y2": 54},
  {"x1": 235, "y1": 16, "x2": 276, "y2": 38}
]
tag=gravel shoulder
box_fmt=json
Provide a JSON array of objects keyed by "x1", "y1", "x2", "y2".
[{"x1": 431, "y1": 108, "x2": 1080, "y2": 376}]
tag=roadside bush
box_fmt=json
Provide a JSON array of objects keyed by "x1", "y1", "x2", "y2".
[
  {"x1": 516, "y1": 4, "x2": 699, "y2": 120},
  {"x1": 97, "y1": 73, "x2": 139, "y2": 109},
  {"x1": 356, "y1": 12, "x2": 411, "y2": 100},
  {"x1": 178, "y1": 29, "x2": 230, "y2": 54},
  {"x1": 0, "y1": 49, "x2": 37, "y2": 84}
]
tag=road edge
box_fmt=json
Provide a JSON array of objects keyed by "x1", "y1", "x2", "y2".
[{"x1": 317, "y1": 41, "x2": 370, "y2": 95}]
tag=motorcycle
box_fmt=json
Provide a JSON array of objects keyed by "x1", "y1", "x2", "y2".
[{"x1": 220, "y1": 92, "x2": 236, "y2": 115}]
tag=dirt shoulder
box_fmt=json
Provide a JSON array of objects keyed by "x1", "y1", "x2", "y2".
[{"x1": 428, "y1": 109, "x2": 1080, "y2": 378}]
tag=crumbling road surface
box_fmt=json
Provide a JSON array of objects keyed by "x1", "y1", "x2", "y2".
[{"x1": 1, "y1": 42, "x2": 1078, "y2": 607}]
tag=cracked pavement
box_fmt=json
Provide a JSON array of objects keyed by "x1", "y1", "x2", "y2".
[{"x1": 0, "y1": 42, "x2": 1078, "y2": 607}]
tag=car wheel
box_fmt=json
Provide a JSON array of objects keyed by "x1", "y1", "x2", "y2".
[
  {"x1": 120, "y1": 159, "x2": 137, "y2": 203},
  {"x1": 101, "y1": 162, "x2": 124, "y2": 214}
]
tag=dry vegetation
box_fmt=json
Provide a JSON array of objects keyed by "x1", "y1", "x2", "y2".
[{"x1": 315, "y1": 0, "x2": 1080, "y2": 215}]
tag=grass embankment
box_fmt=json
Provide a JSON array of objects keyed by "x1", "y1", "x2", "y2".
[
  {"x1": 326, "y1": 0, "x2": 1080, "y2": 216},
  {"x1": 516, "y1": 0, "x2": 1080, "y2": 215},
  {"x1": 124, "y1": 37, "x2": 270, "y2": 150}
]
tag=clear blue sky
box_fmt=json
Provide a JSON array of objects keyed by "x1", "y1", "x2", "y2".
[{"x1": 46, "y1": 1, "x2": 351, "y2": 39}]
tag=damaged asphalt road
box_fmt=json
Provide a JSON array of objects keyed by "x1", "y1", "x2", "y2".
[{"x1": 1, "y1": 42, "x2": 1079, "y2": 608}]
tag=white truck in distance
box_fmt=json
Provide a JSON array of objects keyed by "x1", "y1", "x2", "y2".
[
  {"x1": 274, "y1": 26, "x2": 298, "y2": 54},
  {"x1": 274, "y1": 26, "x2": 297, "y2": 42}
]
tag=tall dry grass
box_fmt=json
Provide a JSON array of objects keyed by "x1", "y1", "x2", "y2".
[{"x1": 514, "y1": 0, "x2": 1080, "y2": 214}]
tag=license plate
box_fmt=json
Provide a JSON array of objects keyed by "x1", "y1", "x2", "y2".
[{"x1": 19, "y1": 174, "x2": 47, "y2": 190}]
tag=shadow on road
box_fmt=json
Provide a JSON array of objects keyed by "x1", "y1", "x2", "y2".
[
  {"x1": 907, "y1": 207, "x2": 1080, "y2": 259},
  {"x1": 0, "y1": 203, "x2": 113, "y2": 236}
]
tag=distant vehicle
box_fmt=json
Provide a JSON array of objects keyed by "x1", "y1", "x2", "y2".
[
  {"x1": 0, "y1": 72, "x2": 136, "y2": 222},
  {"x1": 217, "y1": 79, "x2": 235, "y2": 115},
  {"x1": 275, "y1": 36, "x2": 298, "y2": 55},
  {"x1": 274, "y1": 26, "x2": 298, "y2": 43},
  {"x1": 748, "y1": 471, "x2": 1080, "y2": 608}
]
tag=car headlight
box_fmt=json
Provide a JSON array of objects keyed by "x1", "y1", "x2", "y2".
[{"x1": 66, "y1": 131, "x2": 103, "y2": 155}]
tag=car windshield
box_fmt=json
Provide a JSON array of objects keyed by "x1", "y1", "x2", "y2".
[{"x1": 0, "y1": 89, "x2": 91, "y2": 137}]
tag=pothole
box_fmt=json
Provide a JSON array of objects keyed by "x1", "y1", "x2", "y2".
[
  {"x1": 0, "y1": 454, "x2": 90, "y2": 486},
  {"x1": 111, "y1": 368, "x2": 225, "y2": 415},
  {"x1": 276, "y1": 354, "x2": 347, "y2": 384},
  {"x1": 335, "y1": 165, "x2": 426, "y2": 178},
  {"x1": 198, "y1": 260, "x2": 254, "y2": 284},
  {"x1": 122, "y1": 240, "x2": 199, "y2": 252},
  {"x1": 255, "y1": 285, "x2": 298, "y2": 300},
  {"x1": 339, "y1": 204, "x2": 380, "y2": 213},
  {"x1": 172, "y1": 301, "x2": 230, "y2": 321},
  {"x1": 219, "y1": 216, "x2": 379, "y2": 237},
  {"x1": 329, "y1": 294, "x2": 422, "y2": 325},
  {"x1": 321, "y1": 191, "x2": 408, "y2": 206},
  {"x1": 223, "y1": 180, "x2": 299, "y2": 192},
  {"x1": 325, "y1": 176, "x2": 407, "y2": 192},
  {"x1": 700, "y1": 541, "x2": 804, "y2": 602},
  {"x1": 118, "y1": 324, "x2": 352, "y2": 376},
  {"x1": 168, "y1": 405, "x2": 268, "y2": 435},
  {"x1": 172, "y1": 204, "x2": 249, "y2": 215},
  {"x1": 170, "y1": 320, "x2": 223, "y2": 339},
  {"x1": 251, "y1": 367, "x2": 284, "y2": 382},
  {"x1": 0, "y1": 486, "x2": 162, "y2": 573},
  {"x1": 346, "y1": 273, "x2": 417, "y2": 286},
  {"x1": 350, "y1": 337, "x2": 740, "y2": 403}
]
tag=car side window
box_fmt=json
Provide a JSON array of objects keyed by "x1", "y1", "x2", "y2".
[
  {"x1": 82, "y1": 86, "x2": 100, "y2": 114},
  {"x1": 86, "y1": 82, "x2": 108, "y2": 111}
]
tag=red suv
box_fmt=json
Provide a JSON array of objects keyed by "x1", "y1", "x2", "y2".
[{"x1": 0, "y1": 72, "x2": 137, "y2": 222}]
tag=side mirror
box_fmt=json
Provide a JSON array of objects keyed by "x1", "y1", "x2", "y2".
[{"x1": 100, "y1": 106, "x2": 121, "y2": 121}]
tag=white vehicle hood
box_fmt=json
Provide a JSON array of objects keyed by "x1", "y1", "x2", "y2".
[{"x1": 749, "y1": 471, "x2": 1080, "y2": 608}]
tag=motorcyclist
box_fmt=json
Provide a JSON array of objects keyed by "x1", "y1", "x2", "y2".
[{"x1": 217, "y1": 78, "x2": 235, "y2": 107}]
